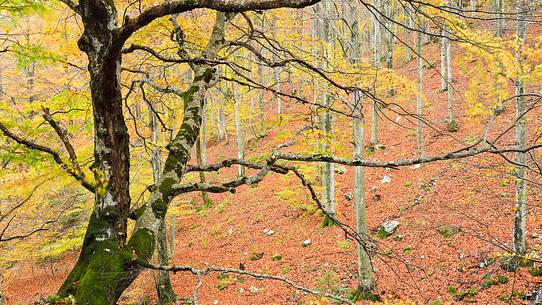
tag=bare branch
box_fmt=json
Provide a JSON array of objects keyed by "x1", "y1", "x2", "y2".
[
  {"x1": 275, "y1": 144, "x2": 542, "y2": 169},
  {"x1": 0, "y1": 179, "x2": 49, "y2": 223},
  {"x1": 0, "y1": 218, "x2": 52, "y2": 242},
  {"x1": 135, "y1": 260, "x2": 356, "y2": 305},
  {"x1": 0, "y1": 122, "x2": 95, "y2": 192}
]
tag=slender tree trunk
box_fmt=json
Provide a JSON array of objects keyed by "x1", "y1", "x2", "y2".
[
  {"x1": 195, "y1": 138, "x2": 210, "y2": 204},
  {"x1": 408, "y1": 12, "x2": 414, "y2": 53},
  {"x1": 470, "y1": 0, "x2": 477, "y2": 18},
  {"x1": 385, "y1": 0, "x2": 395, "y2": 96},
  {"x1": 440, "y1": 28, "x2": 447, "y2": 91},
  {"x1": 318, "y1": 0, "x2": 335, "y2": 222},
  {"x1": 150, "y1": 108, "x2": 161, "y2": 184},
  {"x1": 257, "y1": 61, "x2": 266, "y2": 135},
  {"x1": 216, "y1": 98, "x2": 223, "y2": 142},
  {"x1": 0, "y1": 65, "x2": 4, "y2": 98},
  {"x1": 233, "y1": 82, "x2": 245, "y2": 177},
  {"x1": 513, "y1": 0, "x2": 528, "y2": 255},
  {"x1": 155, "y1": 222, "x2": 176, "y2": 305},
  {"x1": 347, "y1": 0, "x2": 374, "y2": 289},
  {"x1": 422, "y1": 22, "x2": 430, "y2": 45},
  {"x1": 0, "y1": 274, "x2": 4, "y2": 305},
  {"x1": 353, "y1": 90, "x2": 374, "y2": 291},
  {"x1": 168, "y1": 215, "x2": 175, "y2": 258},
  {"x1": 321, "y1": 93, "x2": 335, "y2": 220},
  {"x1": 446, "y1": 27, "x2": 456, "y2": 132},
  {"x1": 416, "y1": 27, "x2": 424, "y2": 158},
  {"x1": 404, "y1": 7, "x2": 411, "y2": 63},
  {"x1": 23, "y1": 31, "x2": 37, "y2": 104},
  {"x1": 272, "y1": 17, "x2": 283, "y2": 117},
  {"x1": 217, "y1": 99, "x2": 228, "y2": 143},
  {"x1": 371, "y1": 0, "x2": 380, "y2": 146},
  {"x1": 201, "y1": 101, "x2": 208, "y2": 165},
  {"x1": 196, "y1": 99, "x2": 209, "y2": 203},
  {"x1": 495, "y1": 0, "x2": 504, "y2": 37},
  {"x1": 384, "y1": 0, "x2": 393, "y2": 71},
  {"x1": 149, "y1": 101, "x2": 177, "y2": 305}
]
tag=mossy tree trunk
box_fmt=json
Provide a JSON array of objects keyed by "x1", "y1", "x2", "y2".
[
  {"x1": 149, "y1": 101, "x2": 177, "y2": 305},
  {"x1": 54, "y1": 0, "x2": 322, "y2": 304},
  {"x1": 58, "y1": 2, "x2": 136, "y2": 302},
  {"x1": 58, "y1": 8, "x2": 231, "y2": 305}
]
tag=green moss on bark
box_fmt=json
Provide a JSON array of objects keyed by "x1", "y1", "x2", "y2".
[
  {"x1": 74, "y1": 240, "x2": 127, "y2": 305},
  {"x1": 128, "y1": 228, "x2": 155, "y2": 261}
]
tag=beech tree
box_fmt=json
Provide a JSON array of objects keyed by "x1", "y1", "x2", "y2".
[
  {"x1": 346, "y1": 0, "x2": 375, "y2": 292},
  {"x1": 315, "y1": 0, "x2": 336, "y2": 222},
  {"x1": 0, "y1": 1, "x2": 323, "y2": 304}
]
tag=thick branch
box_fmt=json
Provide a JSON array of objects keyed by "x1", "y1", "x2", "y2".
[{"x1": 120, "y1": 0, "x2": 320, "y2": 41}]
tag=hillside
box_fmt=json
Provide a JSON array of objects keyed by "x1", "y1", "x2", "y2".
[{"x1": 4, "y1": 33, "x2": 542, "y2": 305}]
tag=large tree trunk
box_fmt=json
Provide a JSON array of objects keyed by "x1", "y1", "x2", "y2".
[
  {"x1": 58, "y1": 3, "x2": 135, "y2": 302},
  {"x1": 59, "y1": 10, "x2": 230, "y2": 305}
]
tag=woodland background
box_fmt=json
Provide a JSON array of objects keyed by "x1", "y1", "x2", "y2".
[{"x1": 0, "y1": 0, "x2": 542, "y2": 304}]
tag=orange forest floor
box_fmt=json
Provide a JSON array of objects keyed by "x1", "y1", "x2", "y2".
[{"x1": 5, "y1": 41, "x2": 542, "y2": 305}]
